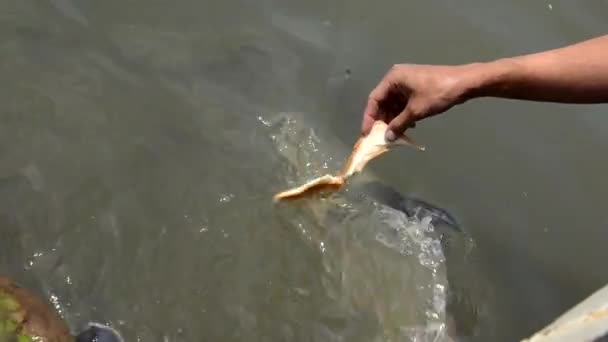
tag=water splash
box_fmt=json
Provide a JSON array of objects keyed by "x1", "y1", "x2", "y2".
[
  {"x1": 264, "y1": 112, "x2": 453, "y2": 341},
  {"x1": 49, "y1": 292, "x2": 66, "y2": 318},
  {"x1": 219, "y1": 193, "x2": 235, "y2": 203},
  {"x1": 257, "y1": 115, "x2": 272, "y2": 127},
  {"x1": 24, "y1": 251, "x2": 44, "y2": 270},
  {"x1": 376, "y1": 205, "x2": 449, "y2": 325}
]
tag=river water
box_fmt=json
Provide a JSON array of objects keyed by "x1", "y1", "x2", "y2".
[{"x1": 1, "y1": 1, "x2": 607, "y2": 341}]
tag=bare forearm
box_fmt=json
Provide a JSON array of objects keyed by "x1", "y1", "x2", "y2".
[{"x1": 465, "y1": 35, "x2": 608, "y2": 103}]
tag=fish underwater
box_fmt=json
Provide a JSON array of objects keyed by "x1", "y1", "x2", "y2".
[{"x1": 265, "y1": 111, "x2": 476, "y2": 341}]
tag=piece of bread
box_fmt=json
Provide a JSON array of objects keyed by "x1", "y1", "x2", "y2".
[{"x1": 273, "y1": 121, "x2": 425, "y2": 202}]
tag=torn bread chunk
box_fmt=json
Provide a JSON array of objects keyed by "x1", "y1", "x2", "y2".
[{"x1": 273, "y1": 121, "x2": 425, "y2": 202}]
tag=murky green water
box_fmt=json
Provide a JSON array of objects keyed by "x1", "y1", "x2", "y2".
[{"x1": 0, "y1": 1, "x2": 607, "y2": 341}]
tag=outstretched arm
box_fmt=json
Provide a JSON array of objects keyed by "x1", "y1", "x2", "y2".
[
  {"x1": 361, "y1": 34, "x2": 608, "y2": 140},
  {"x1": 468, "y1": 34, "x2": 608, "y2": 103}
]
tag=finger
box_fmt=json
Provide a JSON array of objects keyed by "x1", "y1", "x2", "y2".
[
  {"x1": 361, "y1": 97, "x2": 379, "y2": 135},
  {"x1": 385, "y1": 105, "x2": 417, "y2": 141},
  {"x1": 361, "y1": 71, "x2": 399, "y2": 134}
]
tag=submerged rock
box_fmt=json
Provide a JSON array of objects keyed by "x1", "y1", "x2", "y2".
[
  {"x1": 0, "y1": 276, "x2": 123, "y2": 342},
  {"x1": 0, "y1": 276, "x2": 71, "y2": 342}
]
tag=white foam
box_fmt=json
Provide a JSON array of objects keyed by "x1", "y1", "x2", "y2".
[{"x1": 375, "y1": 204, "x2": 450, "y2": 340}]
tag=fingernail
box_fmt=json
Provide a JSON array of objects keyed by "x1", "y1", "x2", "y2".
[{"x1": 385, "y1": 129, "x2": 396, "y2": 142}]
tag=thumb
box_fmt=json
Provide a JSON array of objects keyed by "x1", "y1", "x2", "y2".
[{"x1": 385, "y1": 105, "x2": 417, "y2": 141}]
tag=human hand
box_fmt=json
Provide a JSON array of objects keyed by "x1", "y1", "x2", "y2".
[{"x1": 361, "y1": 63, "x2": 477, "y2": 141}]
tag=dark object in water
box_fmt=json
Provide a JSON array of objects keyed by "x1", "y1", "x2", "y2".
[
  {"x1": 0, "y1": 275, "x2": 123, "y2": 342},
  {"x1": 75, "y1": 323, "x2": 124, "y2": 342},
  {"x1": 356, "y1": 180, "x2": 461, "y2": 232}
]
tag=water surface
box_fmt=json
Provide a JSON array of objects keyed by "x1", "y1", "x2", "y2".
[{"x1": 0, "y1": 1, "x2": 607, "y2": 341}]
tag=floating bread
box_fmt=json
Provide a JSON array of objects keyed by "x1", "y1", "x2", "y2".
[{"x1": 273, "y1": 120, "x2": 425, "y2": 202}]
